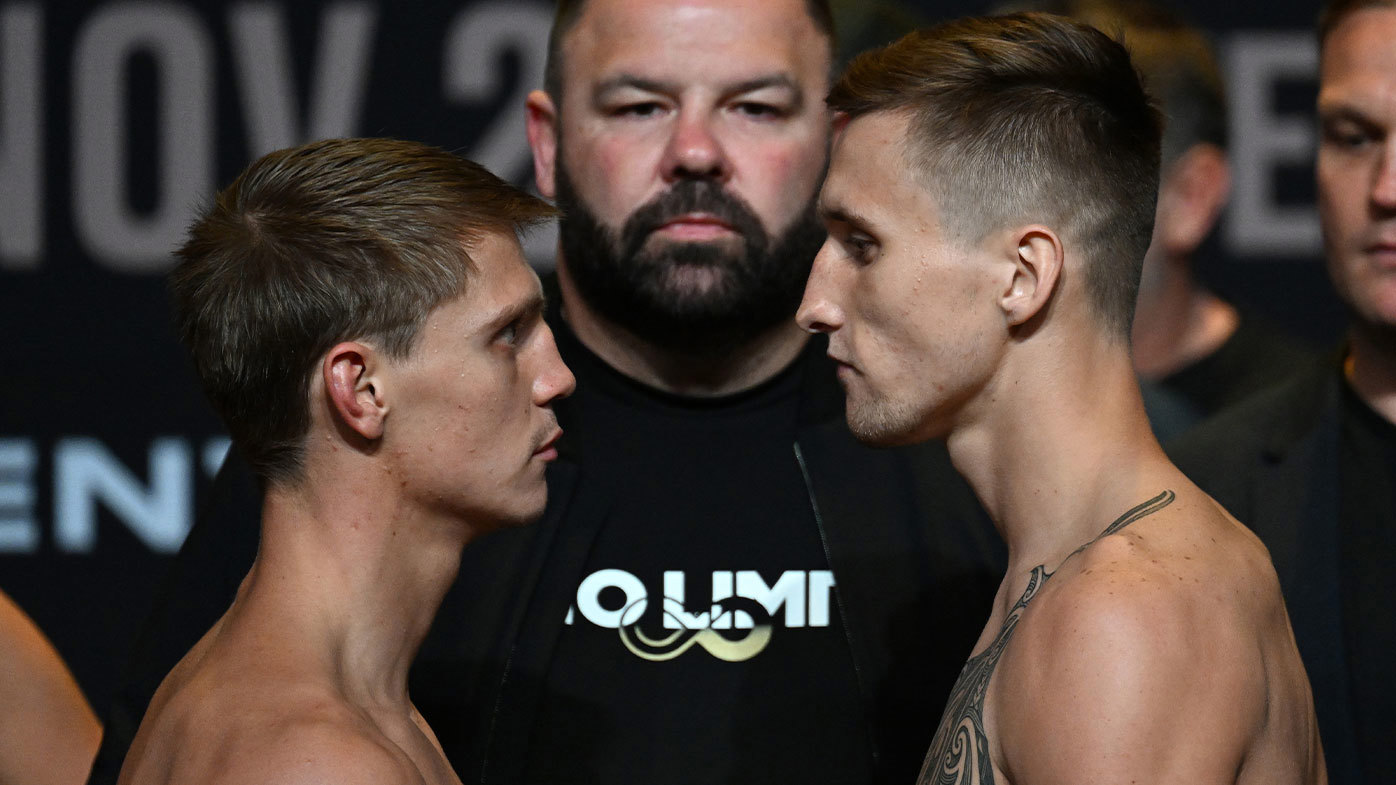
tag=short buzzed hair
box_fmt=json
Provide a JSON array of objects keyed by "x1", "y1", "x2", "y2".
[
  {"x1": 542, "y1": 0, "x2": 837, "y2": 101},
  {"x1": 828, "y1": 13, "x2": 1162, "y2": 337},
  {"x1": 1319, "y1": 0, "x2": 1396, "y2": 47},
  {"x1": 170, "y1": 138, "x2": 555, "y2": 485}
]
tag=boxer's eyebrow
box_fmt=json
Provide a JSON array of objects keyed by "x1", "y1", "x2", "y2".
[
  {"x1": 819, "y1": 205, "x2": 875, "y2": 232},
  {"x1": 485, "y1": 290, "x2": 546, "y2": 335}
]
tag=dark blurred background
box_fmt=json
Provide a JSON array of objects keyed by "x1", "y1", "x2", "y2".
[{"x1": 0, "y1": 0, "x2": 1339, "y2": 715}]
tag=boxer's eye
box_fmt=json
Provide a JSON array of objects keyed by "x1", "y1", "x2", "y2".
[
  {"x1": 846, "y1": 234, "x2": 877, "y2": 263},
  {"x1": 496, "y1": 320, "x2": 521, "y2": 348}
]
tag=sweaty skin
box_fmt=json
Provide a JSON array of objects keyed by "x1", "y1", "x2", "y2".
[{"x1": 799, "y1": 110, "x2": 1325, "y2": 785}]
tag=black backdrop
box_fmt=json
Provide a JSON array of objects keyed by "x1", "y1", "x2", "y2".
[{"x1": 0, "y1": 0, "x2": 1345, "y2": 714}]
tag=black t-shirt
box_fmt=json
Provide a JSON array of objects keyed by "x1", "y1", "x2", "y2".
[
  {"x1": 1338, "y1": 379, "x2": 1396, "y2": 781},
  {"x1": 1159, "y1": 312, "x2": 1317, "y2": 421},
  {"x1": 521, "y1": 323, "x2": 870, "y2": 784}
]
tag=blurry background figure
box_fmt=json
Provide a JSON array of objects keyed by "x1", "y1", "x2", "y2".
[
  {"x1": 1171, "y1": 1, "x2": 1396, "y2": 781},
  {"x1": 1000, "y1": 0, "x2": 1318, "y2": 438},
  {"x1": 0, "y1": 588, "x2": 100, "y2": 785},
  {"x1": 828, "y1": 0, "x2": 929, "y2": 65}
]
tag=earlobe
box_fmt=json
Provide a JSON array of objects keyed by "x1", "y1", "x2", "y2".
[
  {"x1": 324, "y1": 343, "x2": 388, "y2": 441},
  {"x1": 525, "y1": 90, "x2": 560, "y2": 199},
  {"x1": 1002, "y1": 227, "x2": 1063, "y2": 327}
]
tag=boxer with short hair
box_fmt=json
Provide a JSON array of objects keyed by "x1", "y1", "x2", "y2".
[
  {"x1": 115, "y1": 138, "x2": 573, "y2": 785},
  {"x1": 798, "y1": 14, "x2": 1324, "y2": 784}
]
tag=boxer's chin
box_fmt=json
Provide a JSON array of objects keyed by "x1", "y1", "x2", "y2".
[{"x1": 845, "y1": 392, "x2": 932, "y2": 447}]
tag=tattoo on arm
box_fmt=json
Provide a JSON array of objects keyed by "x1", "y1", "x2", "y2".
[{"x1": 915, "y1": 490, "x2": 1176, "y2": 785}]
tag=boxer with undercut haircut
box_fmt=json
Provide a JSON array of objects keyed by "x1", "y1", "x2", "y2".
[
  {"x1": 798, "y1": 14, "x2": 1324, "y2": 784},
  {"x1": 116, "y1": 138, "x2": 574, "y2": 785}
]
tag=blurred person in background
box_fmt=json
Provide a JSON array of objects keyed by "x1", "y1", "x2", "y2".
[
  {"x1": 1171, "y1": 1, "x2": 1396, "y2": 780},
  {"x1": 1000, "y1": 0, "x2": 1318, "y2": 440}
]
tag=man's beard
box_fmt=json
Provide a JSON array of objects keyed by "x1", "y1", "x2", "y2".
[{"x1": 555, "y1": 164, "x2": 825, "y2": 357}]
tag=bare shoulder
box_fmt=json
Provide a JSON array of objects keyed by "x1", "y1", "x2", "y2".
[
  {"x1": 210, "y1": 712, "x2": 427, "y2": 785},
  {"x1": 1069, "y1": 487, "x2": 1288, "y2": 626},
  {"x1": 124, "y1": 668, "x2": 425, "y2": 785},
  {"x1": 991, "y1": 491, "x2": 1279, "y2": 784}
]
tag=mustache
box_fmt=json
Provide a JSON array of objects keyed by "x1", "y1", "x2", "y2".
[
  {"x1": 532, "y1": 415, "x2": 562, "y2": 453},
  {"x1": 619, "y1": 180, "x2": 768, "y2": 261}
]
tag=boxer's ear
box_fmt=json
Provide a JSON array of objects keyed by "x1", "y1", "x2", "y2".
[
  {"x1": 1000, "y1": 225, "x2": 1062, "y2": 328},
  {"x1": 323, "y1": 342, "x2": 388, "y2": 441},
  {"x1": 526, "y1": 90, "x2": 560, "y2": 199},
  {"x1": 831, "y1": 111, "x2": 851, "y2": 142}
]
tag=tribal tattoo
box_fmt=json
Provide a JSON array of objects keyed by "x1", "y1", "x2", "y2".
[{"x1": 915, "y1": 490, "x2": 1176, "y2": 785}]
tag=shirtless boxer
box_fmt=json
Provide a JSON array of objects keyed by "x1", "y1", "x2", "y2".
[
  {"x1": 797, "y1": 14, "x2": 1325, "y2": 784},
  {"x1": 116, "y1": 138, "x2": 574, "y2": 785}
]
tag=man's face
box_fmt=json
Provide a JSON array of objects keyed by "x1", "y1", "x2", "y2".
[
  {"x1": 535, "y1": 0, "x2": 832, "y2": 353},
  {"x1": 1317, "y1": 6, "x2": 1396, "y2": 334},
  {"x1": 797, "y1": 113, "x2": 1010, "y2": 446},
  {"x1": 388, "y1": 231, "x2": 575, "y2": 528}
]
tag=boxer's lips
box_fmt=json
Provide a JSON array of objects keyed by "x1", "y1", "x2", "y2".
[
  {"x1": 533, "y1": 428, "x2": 563, "y2": 461},
  {"x1": 827, "y1": 352, "x2": 858, "y2": 378}
]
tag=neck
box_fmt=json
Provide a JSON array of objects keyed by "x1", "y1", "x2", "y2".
[
  {"x1": 1131, "y1": 258, "x2": 1238, "y2": 379},
  {"x1": 556, "y1": 258, "x2": 808, "y2": 397},
  {"x1": 946, "y1": 332, "x2": 1176, "y2": 574},
  {"x1": 1347, "y1": 324, "x2": 1396, "y2": 424},
  {"x1": 231, "y1": 471, "x2": 470, "y2": 710}
]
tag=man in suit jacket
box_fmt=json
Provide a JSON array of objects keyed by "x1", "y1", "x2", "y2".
[{"x1": 1170, "y1": 1, "x2": 1396, "y2": 781}]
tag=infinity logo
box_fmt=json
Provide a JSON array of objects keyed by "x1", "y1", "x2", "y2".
[{"x1": 619, "y1": 596, "x2": 774, "y2": 662}]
